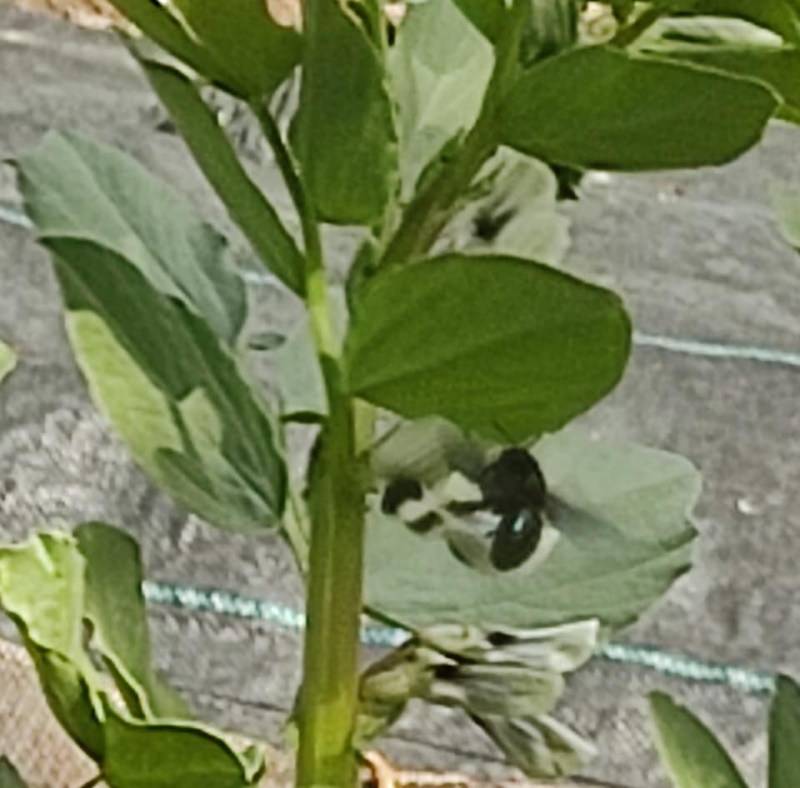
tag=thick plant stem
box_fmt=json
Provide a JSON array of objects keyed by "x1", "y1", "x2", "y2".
[
  {"x1": 253, "y1": 87, "x2": 364, "y2": 788},
  {"x1": 298, "y1": 374, "x2": 365, "y2": 788}
]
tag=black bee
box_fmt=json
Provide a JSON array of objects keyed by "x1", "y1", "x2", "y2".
[{"x1": 381, "y1": 448, "x2": 548, "y2": 572}]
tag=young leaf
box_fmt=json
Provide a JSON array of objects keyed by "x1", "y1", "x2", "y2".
[
  {"x1": 345, "y1": 254, "x2": 631, "y2": 441},
  {"x1": 389, "y1": 0, "x2": 493, "y2": 199},
  {"x1": 292, "y1": 0, "x2": 398, "y2": 225},
  {"x1": 75, "y1": 523, "x2": 188, "y2": 719},
  {"x1": 366, "y1": 430, "x2": 699, "y2": 631},
  {"x1": 500, "y1": 45, "x2": 778, "y2": 171},
  {"x1": 0, "y1": 532, "x2": 105, "y2": 760},
  {"x1": 0, "y1": 339, "x2": 16, "y2": 386},
  {"x1": 102, "y1": 711, "x2": 265, "y2": 788},
  {"x1": 649, "y1": 692, "x2": 749, "y2": 788},
  {"x1": 15, "y1": 131, "x2": 247, "y2": 345},
  {"x1": 140, "y1": 62, "x2": 305, "y2": 295},
  {"x1": 44, "y1": 237, "x2": 286, "y2": 533},
  {"x1": 0, "y1": 757, "x2": 28, "y2": 788},
  {"x1": 107, "y1": 0, "x2": 300, "y2": 99},
  {"x1": 769, "y1": 675, "x2": 800, "y2": 788}
]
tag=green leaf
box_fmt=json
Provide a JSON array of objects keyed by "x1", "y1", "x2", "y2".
[
  {"x1": 0, "y1": 339, "x2": 16, "y2": 386},
  {"x1": 292, "y1": 0, "x2": 398, "y2": 225},
  {"x1": 170, "y1": 0, "x2": 300, "y2": 98},
  {"x1": 366, "y1": 430, "x2": 699, "y2": 631},
  {"x1": 451, "y1": 0, "x2": 508, "y2": 41},
  {"x1": 108, "y1": 0, "x2": 300, "y2": 99},
  {"x1": 15, "y1": 131, "x2": 246, "y2": 345},
  {"x1": 0, "y1": 532, "x2": 105, "y2": 760},
  {"x1": 141, "y1": 62, "x2": 305, "y2": 295},
  {"x1": 635, "y1": 17, "x2": 800, "y2": 125},
  {"x1": 649, "y1": 692, "x2": 749, "y2": 788},
  {"x1": 443, "y1": 148, "x2": 570, "y2": 264},
  {"x1": 771, "y1": 182, "x2": 800, "y2": 247},
  {"x1": 0, "y1": 527, "x2": 254, "y2": 786},
  {"x1": 389, "y1": 0, "x2": 493, "y2": 199},
  {"x1": 45, "y1": 236, "x2": 286, "y2": 533},
  {"x1": 501, "y1": 45, "x2": 778, "y2": 171},
  {"x1": 345, "y1": 254, "x2": 631, "y2": 441},
  {"x1": 769, "y1": 675, "x2": 800, "y2": 788},
  {"x1": 102, "y1": 711, "x2": 265, "y2": 788},
  {"x1": 0, "y1": 758, "x2": 27, "y2": 788},
  {"x1": 75, "y1": 523, "x2": 188, "y2": 719}
]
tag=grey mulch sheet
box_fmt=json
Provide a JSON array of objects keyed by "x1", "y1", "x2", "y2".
[{"x1": 2, "y1": 6, "x2": 800, "y2": 787}]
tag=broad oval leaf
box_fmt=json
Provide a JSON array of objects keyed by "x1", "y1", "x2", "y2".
[
  {"x1": 366, "y1": 430, "x2": 700, "y2": 631},
  {"x1": 500, "y1": 45, "x2": 778, "y2": 171},
  {"x1": 141, "y1": 63, "x2": 305, "y2": 295},
  {"x1": 15, "y1": 131, "x2": 247, "y2": 345},
  {"x1": 635, "y1": 17, "x2": 800, "y2": 125},
  {"x1": 44, "y1": 237, "x2": 286, "y2": 532},
  {"x1": 769, "y1": 675, "x2": 800, "y2": 788},
  {"x1": 292, "y1": 0, "x2": 398, "y2": 225},
  {"x1": 0, "y1": 339, "x2": 16, "y2": 387},
  {"x1": 103, "y1": 711, "x2": 265, "y2": 788},
  {"x1": 107, "y1": 0, "x2": 300, "y2": 99},
  {"x1": 345, "y1": 254, "x2": 631, "y2": 441},
  {"x1": 649, "y1": 692, "x2": 749, "y2": 788}
]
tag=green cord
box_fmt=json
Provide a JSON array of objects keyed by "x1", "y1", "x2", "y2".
[{"x1": 142, "y1": 580, "x2": 776, "y2": 695}]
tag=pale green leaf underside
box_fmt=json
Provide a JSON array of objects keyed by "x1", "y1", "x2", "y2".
[
  {"x1": 367, "y1": 431, "x2": 700, "y2": 631},
  {"x1": 15, "y1": 131, "x2": 246, "y2": 345},
  {"x1": 46, "y1": 236, "x2": 285, "y2": 532}
]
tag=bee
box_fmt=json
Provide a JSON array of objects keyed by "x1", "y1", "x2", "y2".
[{"x1": 381, "y1": 447, "x2": 550, "y2": 572}]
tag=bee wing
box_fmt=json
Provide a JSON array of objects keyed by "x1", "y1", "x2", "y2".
[{"x1": 545, "y1": 495, "x2": 630, "y2": 550}]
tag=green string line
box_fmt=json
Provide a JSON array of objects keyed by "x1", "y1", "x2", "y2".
[
  {"x1": 142, "y1": 580, "x2": 776, "y2": 695},
  {"x1": 0, "y1": 202, "x2": 781, "y2": 696}
]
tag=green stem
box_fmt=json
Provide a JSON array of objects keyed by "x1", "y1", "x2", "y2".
[
  {"x1": 253, "y1": 90, "x2": 363, "y2": 788},
  {"x1": 610, "y1": 4, "x2": 663, "y2": 47},
  {"x1": 299, "y1": 374, "x2": 365, "y2": 788}
]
